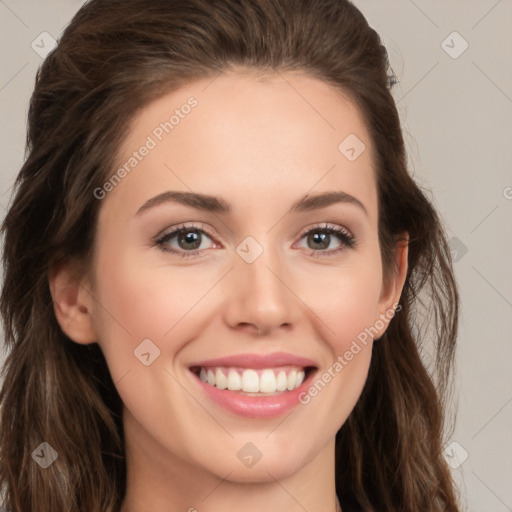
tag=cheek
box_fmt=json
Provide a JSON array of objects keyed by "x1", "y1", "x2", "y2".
[
  {"x1": 88, "y1": 255, "x2": 212, "y2": 439},
  {"x1": 292, "y1": 264, "x2": 382, "y2": 435},
  {"x1": 304, "y1": 255, "x2": 384, "y2": 349},
  {"x1": 93, "y1": 244, "x2": 217, "y2": 332},
  {"x1": 295, "y1": 250, "x2": 382, "y2": 401},
  {"x1": 88, "y1": 249, "x2": 203, "y2": 378}
]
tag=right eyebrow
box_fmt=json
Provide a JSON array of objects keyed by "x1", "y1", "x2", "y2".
[{"x1": 136, "y1": 191, "x2": 231, "y2": 216}]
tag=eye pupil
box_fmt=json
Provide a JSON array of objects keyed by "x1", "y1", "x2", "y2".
[
  {"x1": 308, "y1": 232, "x2": 329, "y2": 250},
  {"x1": 178, "y1": 230, "x2": 201, "y2": 250}
]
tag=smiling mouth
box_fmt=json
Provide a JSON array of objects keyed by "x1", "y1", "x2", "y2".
[{"x1": 190, "y1": 365, "x2": 316, "y2": 395}]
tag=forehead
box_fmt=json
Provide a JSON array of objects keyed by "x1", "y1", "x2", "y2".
[{"x1": 103, "y1": 70, "x2": 378, "y2": 222}]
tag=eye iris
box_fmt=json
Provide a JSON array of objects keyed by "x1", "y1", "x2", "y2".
[
  {"x1": 308, "y1": 232, "x2": 329, "y2": 250},
  {"x1": 178, "y1": 230, "x2": 201, "y2": 250}
]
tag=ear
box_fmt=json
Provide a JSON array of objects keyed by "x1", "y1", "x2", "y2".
[
  {"x1": 374, "y1": 234, "x2": 409, "y2": 339},
  {"x1": 48, "y1": 261, "x2": 98, "y2": 345}
]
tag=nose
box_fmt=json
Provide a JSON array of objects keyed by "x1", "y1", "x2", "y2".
[{"x1": 223, "y1": 242, "x2": 300, "y2": 336}]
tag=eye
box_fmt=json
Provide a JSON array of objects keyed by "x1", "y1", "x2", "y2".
[
  {"x1": 295, "y1": 223, "x2": 356, "y2": 258},
  {"x1": 155, "y1": 223, "x2": 217, "y2": 258},
  {"x1": 154, "y1": 222, "x2": 356, "y2": 259}
]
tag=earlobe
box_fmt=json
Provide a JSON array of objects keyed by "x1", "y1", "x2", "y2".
[{"x1": 48, "y1": 262, "x2": 98, "y2": 345}]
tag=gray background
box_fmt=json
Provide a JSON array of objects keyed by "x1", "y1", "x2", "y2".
[{"x1": 1, "y1": 1, "x2": 511, "y2": 510}]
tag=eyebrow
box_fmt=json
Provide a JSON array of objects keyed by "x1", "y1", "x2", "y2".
[{"x1": 135, "y1": 190, "x2": 367, "y2": 217}]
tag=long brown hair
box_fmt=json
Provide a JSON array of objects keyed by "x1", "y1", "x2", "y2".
[{"x1": 0, "y1": 0, "x2": 460, "y2": 510}]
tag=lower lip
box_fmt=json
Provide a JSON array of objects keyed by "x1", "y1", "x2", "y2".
[{"x1": 191, "y1": 369, "x2": 316, "y2": 419}]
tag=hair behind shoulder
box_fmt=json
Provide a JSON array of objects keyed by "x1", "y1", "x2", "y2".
[{"x1": 0, "y1": 1, "x2": 460, "y2": 510}]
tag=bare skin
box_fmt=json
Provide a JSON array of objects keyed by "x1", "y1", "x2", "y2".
[{"x1": 50, "y1": 69, "x2": 407, "y2": 512}]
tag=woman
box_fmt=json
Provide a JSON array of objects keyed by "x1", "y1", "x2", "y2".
[{"x1": 0, "y1": 0, "x2": 460, "y2": 511}]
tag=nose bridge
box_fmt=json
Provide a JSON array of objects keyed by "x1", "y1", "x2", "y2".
[{"x1": 224, "y1": 234, "x2": 298, "y2": 334}]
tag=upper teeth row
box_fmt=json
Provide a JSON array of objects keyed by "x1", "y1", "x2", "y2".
[{"x1": 199, "y1": 367, "x2": 306, "y2": 393}]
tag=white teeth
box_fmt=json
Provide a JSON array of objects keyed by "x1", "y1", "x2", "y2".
[
  {"x1": 215, "y1": 369, "x2": 227, "y2": 390},
  {"x1": 197, "y1": 366, "x2": 307, "y2": 393},
  {"x1": 227, "y1": 369, "x2": 242, "y2": 391},
  {"x1": 286, "y1": 369, "x2": 297, "y2": 391},
  {"x1": 259, "y1": 369, "x2": 276, "y2": 393},
  {"x1": 242, "y1": 369, "x2": 260, "y2": 392},
  {"x1": 276, "y1": 370, "x2": 287, "y2": 391}
]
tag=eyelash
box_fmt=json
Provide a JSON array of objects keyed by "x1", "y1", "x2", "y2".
[{"x1": 154, "y1": 223, "x2": 356, "y2": 259}]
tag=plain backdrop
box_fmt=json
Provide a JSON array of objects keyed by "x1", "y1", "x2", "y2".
[{"x1": 1, "y1": 1, "x2": 511, "y2": 510}]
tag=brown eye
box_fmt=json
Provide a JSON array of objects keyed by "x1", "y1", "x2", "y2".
[
  {"x1": 175, "y1": 229, "x2": 202, "y2": 250},
  {"x1": 296, "y1": 224, "x2": 356, "y2": 258},
  {"x1": 155, "y1": 224, "x2": 216, "y2": 258},
  {"x1": 306, "y1": 231, "x2": 331, "y2": 250}
]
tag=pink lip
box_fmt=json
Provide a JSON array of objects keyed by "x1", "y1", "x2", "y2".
[
  {"x1": 188, "y1": 352, "x2": 318, "y2": 419},
  {"x1": 189, "y1": 352, "x2": 317, "y2": 369},
  {"x1": 192, "y1": 375, "x2": 316, "y2": 419}
]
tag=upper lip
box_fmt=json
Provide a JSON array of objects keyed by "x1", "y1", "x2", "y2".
[{"x1": 189, "y1": 352, "x2": 318, "y2": 369}]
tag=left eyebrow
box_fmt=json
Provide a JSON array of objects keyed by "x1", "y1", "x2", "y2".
[
  {"x1": 135, "y1": 190, "x2": 367, "y2": 217},
  {"x1": 288, "y1": 191, "x2": 368, "y2": 216}
]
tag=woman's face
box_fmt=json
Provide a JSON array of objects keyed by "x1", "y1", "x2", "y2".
[{"x1": 80, "y1": 71, "x2": 404, "y2": 484}]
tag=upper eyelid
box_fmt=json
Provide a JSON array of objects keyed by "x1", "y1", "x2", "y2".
[
  {"x1": 156, "y1": 223, "x2": 218, "y2": 243},
  {"x1": 295, "y1": 223, "x2": 353, "y2": 239}
]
